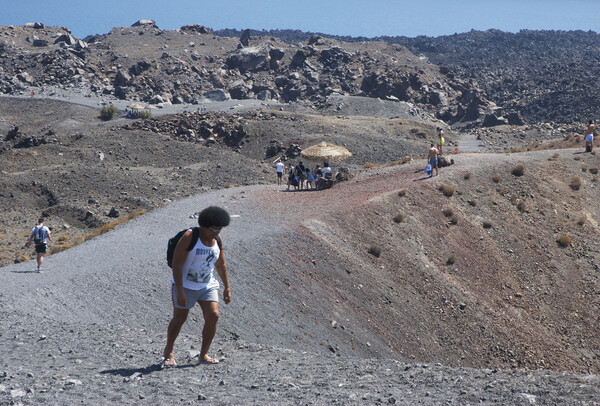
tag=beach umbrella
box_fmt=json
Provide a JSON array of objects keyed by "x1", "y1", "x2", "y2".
[
  {"x1": 300, "y1": 142, "x2": 352, "y2": 163},
  {"x1": 128, "y1": 103, "x2": 146, "y2": 110}
]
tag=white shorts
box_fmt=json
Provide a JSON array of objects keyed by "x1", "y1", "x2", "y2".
[
  {"x1": 585, "y1": 133, "x2": 593, "y2": 143},
  {"x1": 171, "y1": 284, "x2": 218, "y2": 309}
]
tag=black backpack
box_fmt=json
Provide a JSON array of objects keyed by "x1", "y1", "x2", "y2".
[{"x1": 166, "y1": 227, "x2": 223, "y2": 268}]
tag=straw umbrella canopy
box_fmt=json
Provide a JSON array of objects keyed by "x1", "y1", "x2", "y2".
[
  {"x1": 300, "y1": 142, "x2": 352, "y2": 164},
  {"x1": 128, "y1": 103, "x2": 146, "y2": 110}
]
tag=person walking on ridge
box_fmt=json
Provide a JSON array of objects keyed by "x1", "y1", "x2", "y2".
[
  {"x1": 275, "y1": 160, "x2": 285, "y2": 185},
  {"x1": 437, "y1": 126, "x2": 445, "y2": 155},
  {"x1": 585, "y1": 120, "x2": 595, "y2": 153},
  {"x1": 428, "y1": 143, "x2": 439, "y2": 177},
  {"x1": 24, "y1": 218, "x2": 52, "y2": 273},
  {"x1": 162, "y1": 206, "x2": 231, "y2": 367}
]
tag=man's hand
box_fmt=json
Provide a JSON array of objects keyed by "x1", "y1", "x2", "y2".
[
  {"x1": 223, "y1": 288, "x2": 231, "y2": 304},
  {"x1": 176, "y1": 286, "x2": 187, "y2": 308}
]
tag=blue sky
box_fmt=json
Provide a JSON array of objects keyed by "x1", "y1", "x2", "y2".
[{"x1": 3, "y1": 0, "x2": 599, "y2": 39}]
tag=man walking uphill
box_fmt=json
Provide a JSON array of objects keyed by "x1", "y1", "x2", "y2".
[
  {"x1": 162, "y1": 206, "x2": 231, "y2": 367},
  {"x1": 25, "y1": 218, "x2": 51, "y2": 273}
]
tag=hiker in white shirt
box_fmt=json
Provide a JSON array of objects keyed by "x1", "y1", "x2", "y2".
[{"x1": 25, "y1": 218, "x2": 52, "y2": 273}]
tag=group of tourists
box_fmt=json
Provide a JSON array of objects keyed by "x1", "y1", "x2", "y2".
[{"x1": 275, "y1": 160, "x2": 333, "y2": 191}]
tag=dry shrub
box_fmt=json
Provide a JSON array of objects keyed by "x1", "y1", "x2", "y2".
[
  {"x1": 574, "y1": 155, "x2": 582, "y2": 161},
  {"x1": 594, "y1": 175, "x2": 599, "y2": 182},
  {"x1": 557, "y1": 234, "x2": 571, "y2": 247},
  {"x1": 552, "y1": 152, "x2": 560, "y2": 159},
  {"x1": 15, "y1": 254, "x2": 29, "y2": 263},
  {"x1": 393, "y1": 213, "x2": 405, "y2": 223},
  {"x1": 589, "y1": 167, "x2": 599, "y2": 175},
  {"x1": 492, "y1": 175, "x2": 501, "y2": 183},
  {"x1": 446, "y1": 254, "x2": 456, "y2": 265},
  {"x1": 570, "y1": 176, "x2": 582, "y2": 190},
  {"x1": 582, "y1": 164, "x2": 589, "y2": 172},
  {"x1": 482, "y1": 221, "x2": 493, "y2": 229},
  {"x1": 368, "y1": 245, "x2": 381, "y2": 257},
  {"x1": 363, "y1": 162, "x2": 379, "y2": 169},
  {"x1": 52, "y1": 209, "x2": 147, "y2": 255},
  {"x1": 127, "y1": 209, "x2": 146, "y2": 220},
  {"x1": 388, "y1": 157, "x2": 413, "y2": 166},
  {"x1": 577, "y1": 217, "x2": 586, "y2": 226},
  {"x1": 442, "y1": 208, "x2": 453, "y2": 217},
  {"x1": 57, "y1": 235, "x2": 69, "y2": 243},
  {"x1": 468, "y1": 199, "x2": 477, "y2": 207},
  {"x1": 224, "y1": 182, "x2": 239, "y2": 188},
  {"x1": 398, "y1": 189, "x2": 407, "y2": 197},
  {"x1": 449, "y1": 216, "x2": 459, "y2": 225},
  {"x1": 464, "y1": 172, "x2": 471, "y2": 180},
  {"x1": 511, "y1": 164, "x2": 525, "y2": 176},
  {"x1": 438, "y1": 185, "x2": 455, "y2": 197},
  {"x1": 510, "y1": 194, "x2": 518, "y2": 204},
  {"x1": 516, "y1": 200, "x2": 526, "y2": 212},
  {"x1": 51, "y1": 244, "x2": 75, "y2": 255}
]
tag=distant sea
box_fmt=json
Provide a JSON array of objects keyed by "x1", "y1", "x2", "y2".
[{"x1": 3, "y1": 0, "x2": 600, "y2": 39}]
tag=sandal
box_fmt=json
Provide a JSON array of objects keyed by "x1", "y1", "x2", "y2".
[
  {"x1": 159, "y1": 356, "x2": 177, "y2": 368},
  {"x1": 198, "y1": 356, "x2": 219, "y2": 364}
]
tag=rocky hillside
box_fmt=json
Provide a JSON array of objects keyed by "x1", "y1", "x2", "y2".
[
  {"x1": 393, "y1": 29, "x2": 600, "y2": 125},
  {"x1": 0, "y1": 22, "x2": 507, "y2": 127}
]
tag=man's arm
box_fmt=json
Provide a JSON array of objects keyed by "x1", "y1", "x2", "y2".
[
  {"x1": 215, "y1": 248, "x2": 231, "y2": 304},
  {"x1": 172, "y1": 230, "x2": 193, "y2": 307},
  {"x1": 24, "y1": 229, "x2": 34, "y2": 247}
]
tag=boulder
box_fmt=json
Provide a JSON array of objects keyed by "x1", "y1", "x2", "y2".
[
  {"x1": 226, "y1": 44, "x2": 271, "y2": 72},
  {"x1": 114, "y1": 70, "x2": 131, "y2": 87},
  {"x1": 240, "y1": 29, "x2": 251, "y2": 47},
  {"x1": 291, "y1": 50, "x2": 307, "y2": 68},
  {"x1": 437, "y1": 155, "x2": 454, "y2": 168},
  {"x1": 180, "y1": 25, "x2": 211, "y2": 34},
  {"x1": 506, "y1": 111, "x2": 526, "y2": 126},
  {"x1": 228, "y1": 79, "x2": 253, "y2": 99},
  {"x1": 202, "y1": 89, "x2": 231, "y2": 101},
  {"x1": 25, "y1": 22, "x2": 44, "y2": 29},
  {"x1": 132, "y1": 20, "x2": 156, "y2": 27},
  {"x1": 285, "y1": 144, "x2": 302, "y2": 158},
  {"x1": 317, "y1": 178, "x2": 334, "y2": 190},
  {"x1": 129, "y1": 61, "x2": 151, "y2": 76},
  {"x1": 482, "y1": 110, "x2": 508, "y2": 127},
  {"x1": 32, "y1": 39, "x2": 49, "y2": 47},
  {"x1": 256, "y1": 90, "x2": 272, "y2": 101},
  {"x1": 54, "y1": 34, "x2": 77, "y2": 46},
  {"x1": 17, "y1": 72, "x2": 34, "y2": 84},
  {"x1": 265, "y1": 140, "x2": 284, "y2": 158},
  {"x1": 335, "y1": 168, "x2": 354, "y2": 183},
  {"x1": 149, "y1": 95, "x2": 164, "y2": 104}
]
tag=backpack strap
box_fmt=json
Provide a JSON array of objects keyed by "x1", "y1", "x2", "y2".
[
  {"x1": 186, "y1": 227, "x2": 200, "y2": 251},
  {"x1": 216, "y1": 234, "x2": 223, "y2": 250}
]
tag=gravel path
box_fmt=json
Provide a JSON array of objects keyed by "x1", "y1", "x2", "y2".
[{"x1": 2, "y1": 167, "x2": 600, "y2": 404}]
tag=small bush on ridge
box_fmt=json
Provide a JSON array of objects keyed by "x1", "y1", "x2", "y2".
[
  {"x1": 557, "y1": 234, "x2": 571, "y2": 247},
  {"x1": 100, "y1": 104, "x2": 117, "y2": 121},
  {"x1": 512, "y1": 164, "x2": 525, "y2": 176},
  {"x1": 368, "y1": 245, "x2": 381, "y2": 257}
]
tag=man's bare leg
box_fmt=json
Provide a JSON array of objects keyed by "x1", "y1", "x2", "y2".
[
  {"x1": 37, "y1": 253, "x2": 44, "y2": 271},
  {"x1": 163, "y1": 308, "x2": 189, "y2": 364},
  {"x1": 199, "y1": 301, "x2": 220, "y2": 363}
]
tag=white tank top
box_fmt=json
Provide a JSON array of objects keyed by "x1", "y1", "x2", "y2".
[{"x1": 175, "y1": 237, "x2": 220, "y2": 291}]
